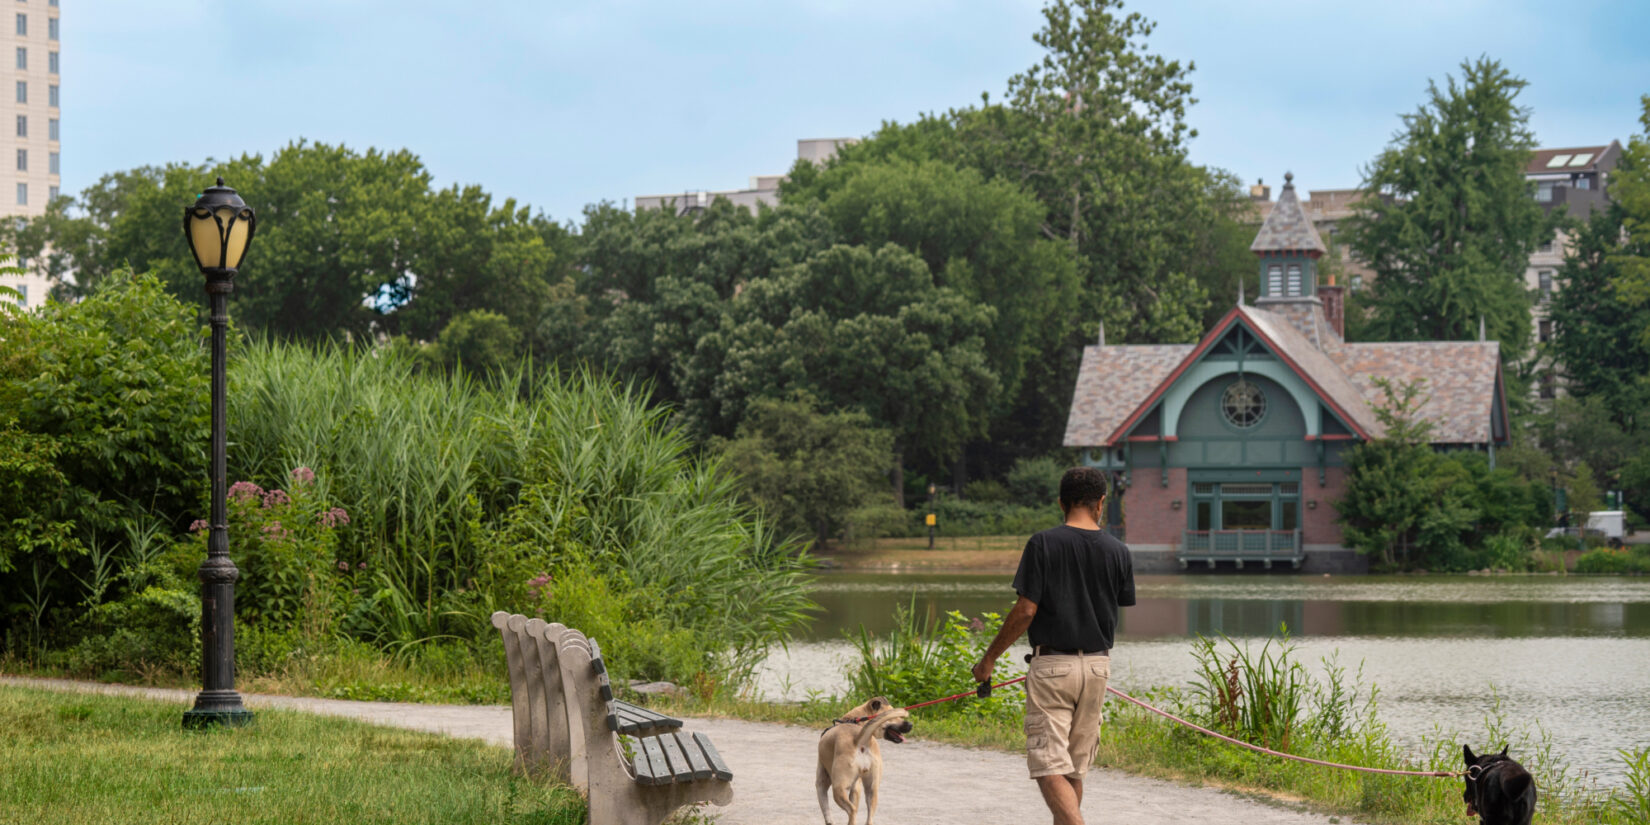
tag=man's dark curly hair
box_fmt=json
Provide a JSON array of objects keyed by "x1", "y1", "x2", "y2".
[{"x1": 1059, "y1": 466, "x2": 1109, "y2": 510}]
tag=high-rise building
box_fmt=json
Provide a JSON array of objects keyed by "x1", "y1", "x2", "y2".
[{"x1": 1, "y1": 0, "x2": 58, "y2": 310}]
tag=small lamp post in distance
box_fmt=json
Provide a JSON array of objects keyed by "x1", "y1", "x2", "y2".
[
  {"x1": 926, "y1": 482, "x2": 938, "y2": 550},
  {"x1": 181, "y1": 176, "x2": 257, "y2": 730}
]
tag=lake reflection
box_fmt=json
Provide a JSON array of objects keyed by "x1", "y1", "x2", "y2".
[{"x1": 762, "y1": 572, "x2": 1650, "y2": 786}]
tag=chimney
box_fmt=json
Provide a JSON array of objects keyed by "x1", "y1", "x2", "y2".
[
  {"x1": 1250, "y1": 178, "x2": 1271, "y2": 201},
  {"x1": 1317, "y1": 275, "x2": 1345, "y2": 340}
]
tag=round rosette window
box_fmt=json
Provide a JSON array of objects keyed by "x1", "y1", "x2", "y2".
[{"x1": 1220, "y1": 379, "x2": 1267, "y2": 429}]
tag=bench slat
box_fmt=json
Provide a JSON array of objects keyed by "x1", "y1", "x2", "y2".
[
  {"x1": 693, "y1": 731, "x2": 733, "y2": 781},
  {"x1": 673, "y1": 731, "x2": 713, "y2": 780},
  {"x1": 656, "y1": 729, "x2": 697, "y2": 783},
  {"x1": 636, "y1": 735, "x2": 673, "y2": 786}
]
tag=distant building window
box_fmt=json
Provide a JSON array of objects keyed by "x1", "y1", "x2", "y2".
[
  {"x1": 1539, "y1": 319, "x2": 1552, "y2": 343},
  {"x1": 1539, "y1": 240, "x2": 1553, "y2": 253},
  {"x1": 1575, "y1": 176, "x2": 1590, "y2": 191},
  {"x1": 15, "y1": 183, "x2": 25, "y2": 205},
  {"x1": 1539, "y1": 372, "x2": 1556, "y2": 400},
  {"x1": 14, "y1": 114, "x2": 23, "y2": 137},
  {"x1": 1535, "y1": 181, "x2": 1555, "y2": 202},
  {"x1": 15, "y1": 148, "x2": 24, "y2": 171},
  {"x1": 1285, "y1": 263, "x2": 1303, "y2": 296},
  {"x1": 13, "y1": 284, "x2": 25, "y2": 309},
  {"x1": 48, "y1": 150, "x2": 56, "y2": 174},
  {"x1": 48, "y1": 117, "x2": 56, "y2": 141},
  {"x1": 1538, "y1": 270, "x2": 1553, "y2": 303},
  {"x1": 1266, "y1": 263, "x2": 1283, "y2": 296},
  {"x1": 48, "y1": 184, "x2": 56, "y2": 200},
  {"x1": 14, "y1": 80, "x2": 24, "y2": 103},
  {"x1": 1350, "y1": 274, "x2": 1364, "y2": 291},
  {"x1": 14, "y1": 12, "x2": 22, "y2": 34},
  {"x1": 14, "y1": 46, "x2": 23, "y2": 70},
  {"x1": 47, "y1": 83, "x2": 56, "y2": 107},
  {"x1": 47, "y1": 50, "x2": 55, "y2": 73},
  {"x1": 46, "y1": 14, "x2": 53, "y2": 39}
]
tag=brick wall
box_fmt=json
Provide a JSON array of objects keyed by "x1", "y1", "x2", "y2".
[
  {"x1": 1303, "y1": 465, "x2": 1348, "y2": 546},
  {"x1": 1122, "y1": 467, "x2": 1186, "y2": 547}
]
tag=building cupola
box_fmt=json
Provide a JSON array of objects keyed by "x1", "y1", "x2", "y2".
[{"x1": 1250, "y1": 172, "x2": 1325, "y2": 300}]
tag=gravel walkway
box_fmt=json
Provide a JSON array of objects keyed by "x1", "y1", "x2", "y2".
[{"x1": 4, "y1": 677, "x2": 1361, "y2": 825}]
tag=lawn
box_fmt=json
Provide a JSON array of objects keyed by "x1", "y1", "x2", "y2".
[{"x1": 0, "y1": 686, "x2": 584, "y2": 825}]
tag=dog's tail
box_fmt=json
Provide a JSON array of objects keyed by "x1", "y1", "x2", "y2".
[{"x1": 853, "y1": 708, "x2": 910, "y2": 750}]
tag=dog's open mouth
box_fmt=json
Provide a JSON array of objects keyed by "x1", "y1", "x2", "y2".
[
  {"x1": 883, "y1": 729, "x2": 905, "y2": 744},
  {"x1": 1465, "y1": 802, "x2": 1477, "y2": 818}
]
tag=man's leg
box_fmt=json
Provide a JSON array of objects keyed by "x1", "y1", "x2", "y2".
[{"x1": 1035, "y1": 775, "x2": 1084, "y2": 825}]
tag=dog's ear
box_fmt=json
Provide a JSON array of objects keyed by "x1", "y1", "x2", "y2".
[
  {"x1": 869, "y1": 699, "x2": 882, "y2": 711},
  {"x1": 1463, "y1": 744, "x2": 1477, "y2": 764},
  {"x1": 1499, "y1": 744, "x2": 1509, "y2": 757}
]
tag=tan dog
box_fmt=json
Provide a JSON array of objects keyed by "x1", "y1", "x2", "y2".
[{"x1": 815, "y1": 696, "x2": 914, "y2": 825}]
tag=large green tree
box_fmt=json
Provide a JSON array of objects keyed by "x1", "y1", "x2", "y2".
[
  {"x1": 1, "y1": 141, "x2": 574, "y2": 344},
  {"x1": 682, "y1": 243, "x2": 998, "y2": 505},
  {"x1": 1342, "y1": 58, "x2": 1551, "y2": 350},
  {"x1": 1612, "y1": 96, "x2": 1650, "y2": 315},
  {"x1": 1548, "y1": 203, "x2": 1650, "y2": 432}
]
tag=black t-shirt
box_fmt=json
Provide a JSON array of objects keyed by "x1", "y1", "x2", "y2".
[{"x1": 1012, "y1": 525, "x2": 1136, "y2": 652}]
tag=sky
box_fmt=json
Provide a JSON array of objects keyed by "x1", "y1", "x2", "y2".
[{"x1": 67, "y1": 1, "x2": 1650, "y2": 224}]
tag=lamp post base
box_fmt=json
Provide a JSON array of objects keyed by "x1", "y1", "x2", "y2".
[{"x1": 183, "y1": 690, "x2": 255, "y2": 730}]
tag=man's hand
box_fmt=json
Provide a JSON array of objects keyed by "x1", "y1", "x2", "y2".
[{"x1": 972, "y1": 656, "x2": 995, "y2": 684}]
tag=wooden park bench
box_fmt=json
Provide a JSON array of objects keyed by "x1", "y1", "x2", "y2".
[{"x1": 491, "y1": 612, "x2": 732, "y2": 824}]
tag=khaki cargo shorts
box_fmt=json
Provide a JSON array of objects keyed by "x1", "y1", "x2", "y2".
[{"x1": 1024, "y1": 652, "x2": 1110, "y2": 779}]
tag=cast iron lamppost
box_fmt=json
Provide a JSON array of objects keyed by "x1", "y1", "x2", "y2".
[{"x1": 182, "y1": 177, "x2": 257, "y2": 730}]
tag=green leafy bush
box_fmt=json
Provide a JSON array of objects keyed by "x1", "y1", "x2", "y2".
[
  {"x1": 1005, "y1": 454, "x2": 1065, "y2": 507},
  {"x1": 1575, "y1": 547, "x2": 1650, "y2": 574},
  {"x1": 846, "y1": 602, "x2": 1024, "y2": 723},
  {"x1": 713, "y1": 392, "x2": 894, "y2": 543}
]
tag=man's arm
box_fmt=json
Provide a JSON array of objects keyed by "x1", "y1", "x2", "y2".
[{"x1": 971, "y1": 595, "x2": 1037, "y2": 683}]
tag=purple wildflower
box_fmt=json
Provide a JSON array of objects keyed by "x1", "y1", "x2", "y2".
[
  {"x1": 337, "y1": 560, "x2": 349, "y2": 571},
  {"x1": 260, "y1": 521, "x2": 287, "y2": 540},
  {"x1": 189, "y1": 519, "x2": 209, "y2": 533},
  {"x1": 526, "y1": 572, "x2": 552, "y2": 600},
  {"x1": 358, "y1": 561, "x2": 367, "y2": 570},
  {"x1": 262, "y1": 489, "x2": 292, "y2": 509},
  {"x1": 290, "y1": 466, "x2": 316, "y2": 486},
  {"x1": 319, "y1": 507, "x2": 351, "y2": 528},
  {"x1": 228, "y1": 481, "x2": 264, "y2": 502}
]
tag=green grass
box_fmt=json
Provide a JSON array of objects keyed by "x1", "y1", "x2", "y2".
[{"x1": 0, "y1": 686, "x2": 584, "y2": 825}]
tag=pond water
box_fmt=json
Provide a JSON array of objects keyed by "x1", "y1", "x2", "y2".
[{"x1": 754, "y1": 572, "x2": 1650, "y2": 786}]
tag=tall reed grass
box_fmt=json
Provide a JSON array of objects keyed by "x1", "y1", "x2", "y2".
[{"x1": 226, "y1": 341, "x2": 812, "y2": 686}]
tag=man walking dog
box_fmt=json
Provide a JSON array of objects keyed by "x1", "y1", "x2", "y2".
[{"x1": 972, "y1": 466, "x2": 1135, "y2": 825}]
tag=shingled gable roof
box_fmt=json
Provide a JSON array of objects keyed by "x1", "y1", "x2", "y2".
[
  {"x1": 1250, "y1": 173, "x2": 1327, "y2": 254},
  {"x1": 1331, "y1": 341, "x2": 1504, "y2": 444},
  {"x1": 1062, "y1": 344, "x2": 1190, "y2": 447}
]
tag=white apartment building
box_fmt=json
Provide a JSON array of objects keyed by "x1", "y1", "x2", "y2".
[
  {"x1": 634, "y1": 138, "x2": 857, "y2": 215},
  {"x1": 1, "y1": 0, "x2": 59, "y2": 311},
  {"x1": 1525, "y1": 142, "x2": 1624, "y2": 398}
]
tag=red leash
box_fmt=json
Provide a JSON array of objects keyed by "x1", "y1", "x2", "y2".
[{"x1": 876, "y1": 676, "x2": 1459, "y2": 779}]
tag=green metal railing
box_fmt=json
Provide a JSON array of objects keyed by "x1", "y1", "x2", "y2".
[{"x1": 1181, "y1": 529, "x2": 1302, "y2": 561}]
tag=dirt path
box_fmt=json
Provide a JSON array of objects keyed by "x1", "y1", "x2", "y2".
[{"x1": 4, "y1": 677, "x2": 1359, "y2": 825}]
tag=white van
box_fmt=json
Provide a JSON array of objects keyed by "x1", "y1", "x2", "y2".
[{"x1": 1548, "y1": 510, "x2": 1627, "y2": 547}]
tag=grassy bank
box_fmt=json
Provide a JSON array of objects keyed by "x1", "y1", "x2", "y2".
[{"x1": 0, "y1": 686, "x2": 583, "y2": 825}]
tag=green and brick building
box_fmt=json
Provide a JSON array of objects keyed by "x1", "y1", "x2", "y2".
[{"x1": 1065, "y1": 174, "x2": 1510, "y2": 573}]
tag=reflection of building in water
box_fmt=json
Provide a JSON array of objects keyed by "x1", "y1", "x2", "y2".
[{"x1": 1185, "y1": 599, "x2": 1305, "y2": 638}]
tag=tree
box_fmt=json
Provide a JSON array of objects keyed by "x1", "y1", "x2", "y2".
[
  {"x1": 713, "y1": 394, "x2": 894, "y2": 543},
  {"x1": 7, "y1": 141, "x2": 575, "y2": 345},
  {"x1": 1338, "y1": 378, "x2": 1443, "y2": 568},
  {"x1": 1612, "y1": 96, "x2": 1650, "y2": 318},
  {"x1": 434, "y1": 309, "x2": 523, "y2": 376},
  {"x1": 681, "y1": 243, "x2": 999, "y2": 505},
  {"x1": 1548, "y1": 202, "x2": 1650, "y2": 431},
  {"x1": 1342, "y1": 58, "x2": 1551, "y2": 351},
  {"x1": 782, "y1": 157, "x2": 1080, "y2": 478},
  {"x1": 558, "y1": 199, "x2": 831, "y2": 406}
]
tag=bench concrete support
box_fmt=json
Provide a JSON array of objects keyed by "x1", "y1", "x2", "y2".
[
  {"x1": 491, "y1": 612, "x2": 578, "y2": 784},
  {"x1": 556, "y1": 632, "x2": 732, "y2": 825}
]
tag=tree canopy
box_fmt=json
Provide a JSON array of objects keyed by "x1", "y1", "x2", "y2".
[{"x1": 1342, "y1": 58, "x2": 1551, "y2": 351}]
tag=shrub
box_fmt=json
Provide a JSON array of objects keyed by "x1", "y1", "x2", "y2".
[
  {"x1": 1575, "y1": 547, "x2": 1649, "y2": 574},
  {"x1": 844, "y1": 503, "x2": 920, "y2": 542},
  {"x1": 1005, "y1": 454, "x2": 1065, "y2": 507},
  {"x1": 846, "y1": 601, "x2": 1024, "y2": 724},
  {"x1": 713, "y1": 393, "x2": 894, "y2": 543},
  {"x1": 961, "y1": 478, "x2": 1010, "y2": 503}
]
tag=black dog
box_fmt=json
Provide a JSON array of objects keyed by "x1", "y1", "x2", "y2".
[{"x1": 1462, "y1": 744, "x2": 1536, "y2": 825}]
